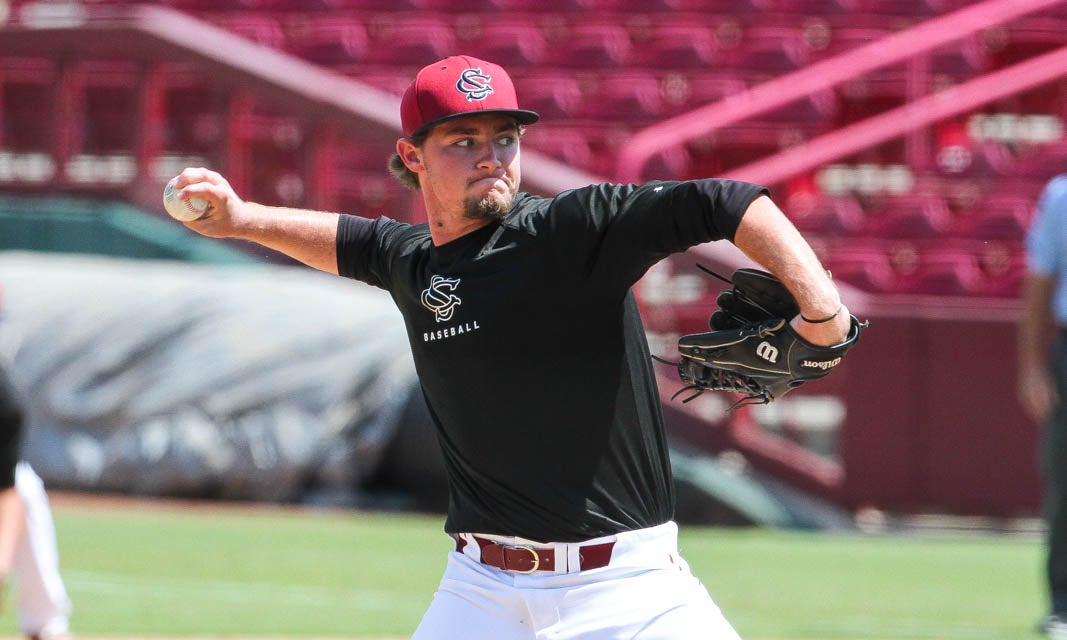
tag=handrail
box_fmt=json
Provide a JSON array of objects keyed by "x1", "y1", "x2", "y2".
[
  {"x1": 683, "y1": 43, "x2": 1067, "y2": 308},
  {"x1": 615, "y1": 0, "x2": 1067, "y2": 183},
  {"x1": 722, "y1": 43, "x2": 1067, "y2": 185}
]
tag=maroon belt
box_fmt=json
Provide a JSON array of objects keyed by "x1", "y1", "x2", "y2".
[{"x1": 453, "y1": 534, "x2": 615, "y2": 574}]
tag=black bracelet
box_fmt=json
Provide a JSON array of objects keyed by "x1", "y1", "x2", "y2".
[{"x1": 801, "y1": 304, "x2": 843, "y2": 324}]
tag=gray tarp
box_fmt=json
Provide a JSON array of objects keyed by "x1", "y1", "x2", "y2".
[{"x1": 0, "y1": 250, "x2": 425, "y2": 503}]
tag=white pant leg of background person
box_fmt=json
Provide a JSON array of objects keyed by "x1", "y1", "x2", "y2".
[{"x1": 12, "y1": 463, "x2": 72, "y2": 638}]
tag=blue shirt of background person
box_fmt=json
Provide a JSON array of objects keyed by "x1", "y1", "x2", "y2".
[{"x1": 1028, "y1": 175, "x2": 1067, "y2": 324}]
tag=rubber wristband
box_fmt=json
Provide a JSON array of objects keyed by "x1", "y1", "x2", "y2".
[{"x1": 800, "y1": 305, "x2": 843, "y2": 324}]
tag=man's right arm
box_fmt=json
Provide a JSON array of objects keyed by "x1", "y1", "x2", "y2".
[{"x1": 170, "y1": 168, "x2": 342, "y2": 274}]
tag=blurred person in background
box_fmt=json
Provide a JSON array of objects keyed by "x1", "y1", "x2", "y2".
[
  {"x1": 0, "y1": 286, "x2": 74, "y2": 640},
  {"x1": 1019, "y1": 174, "x2": 1067, "y2": 638}
]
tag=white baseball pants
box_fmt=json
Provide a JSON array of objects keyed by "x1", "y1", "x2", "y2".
[
  {"x1": 13, "y1": 462, "x2": 72, "y2": 637},
  {"x1": 411, "y1": 521, "x2": 742, "y2": 640}
]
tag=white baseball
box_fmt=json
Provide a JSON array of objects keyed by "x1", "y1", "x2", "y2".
[{"x1": 162, "y1": 178, "x2": 209, "y2": 222}]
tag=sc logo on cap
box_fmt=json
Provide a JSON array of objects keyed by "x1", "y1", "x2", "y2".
[{"x1": 457, "y1": 68, "x2": 494, "y2": 102}]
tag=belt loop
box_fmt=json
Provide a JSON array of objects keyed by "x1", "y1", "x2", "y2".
[
  {"x1": 552, "y1": 544, "x2": 566, "y2": 575},
  {"x1": 567, "y1": 543, "x2": 581, "y2": 573},
  {"x1": 468, "y1": 534, "x2": 484, "y2": 561},
  {"x1": 456, "y1": 533, "x2": 477, "y2": 559}
]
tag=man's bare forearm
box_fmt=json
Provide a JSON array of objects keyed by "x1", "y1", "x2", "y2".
[
  {"x1": 168, "y1": 168, "x2": 343, "y2": 275},
  {"x1": 229, "y1": 203, "x2": 341, "y2": 274},
  {"x1": 732, "y1": 195, "x2": 848, "y2": 345}
]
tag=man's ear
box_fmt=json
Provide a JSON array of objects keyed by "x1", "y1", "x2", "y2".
[{"x1": 396, "y1": 139, "x2": 424, "y2": 172}]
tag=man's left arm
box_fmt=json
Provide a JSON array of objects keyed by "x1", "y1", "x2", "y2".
[{"x1": 731, "y1": 195, "x2": 850, "y2": 346}]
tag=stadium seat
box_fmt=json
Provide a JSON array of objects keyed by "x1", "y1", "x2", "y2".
[
  {"x1": 359, "y1": 15, "x2": 456, "y2": 66},
  {"x1": 455, "y1": 19, "x2": 548, "y2": 68},
  {"x1": 577, "y1": 71, "x2": 664, "y2": 122},
  {"x1": 626, "y1": 20, "x2": 718, "y2": 70},
  {"x1": 893, "y1": 245, "x2": 983, "y2": 295},
  {"x1": 413, "y1": 0, "x2": 497, "y2": 10},
  {"x1": 141, "y1": 0, "x2": 255, "y2": 10},
  {"x1": 285, "y1": 16, "x2": 368, "y2": 65},
  {"x1": 835, "y1": 68, "x2": 910, "y2": 126},
  {"x1": 953, "y1": 193, "x2": 1035, "y2": 242},
  {"x1": 761, "y1": 88, "x2": 840, "y2": 127},
  {"x1": 491, "y1": 0, "x2": 587, "y2": 10},
  {"x1": 534, "y1": 121, "x2": 629, "y2": 176},
  {"x1": 521, "y1": 125, "x2": 594, "y2": 172},
  {"x1": 805, "y1": 25, "x2": 890, "y2": 62},
  {"x1": 342, "y1": 66, "x2": 412, "y2": 96},
  {"x1": 862, "y1": 193, "x2": 953, "y2": 239},
  {"x1": 975, "y1": 241, "x2": 1027, "y2": 298},
  {"x1": 685, "y1": 122, "x2": 810, "y2": 178},
  {"x1": 858, "y1": 0, "x2": 958, "y2": 16},
  {"x1": 658, "y1": 71, "x2": 748, "y2": 116},
  {"x1": 584, "y1": 0, "x2": 688, "y2": 10},
  {"x1": 1010, "y1": 79, "x2": 1067, "y2": 116},
  {"x1": 922, "y1": 35, "x2": 990, "y2": 78},
  {"x1": 821, "y1": 241, "x2": 897, "y2": 293},
  {"x1": 512, "y1": 71, "x2": 586, "y2": 121},
  {"x1": 641, "y1": 144, "x2": 692, "y2": 181},
  {"x1": 769, "y1": 0, "x2": 857, "y2": 15},
  {"x1": 788, "y1": 193, "x2": 866, "y2": 237},
  {"x1": 1003, "y1": 141, "x2": 1067, "y2": 183},
  {"x1": 984, "y1": 18, "x2": 1067, "y2": 70},
  {"x1": 933, "y1": 136, "x2": 1014, "y2": 179},
  {"x1": 317, "y1": 0, "x2": 420, "y2": 8},
  {"x1": 719, "y1": 25, "x2": 810, "y2": 74},
  {"x1": 544, "y1": 23, "x2": 633, "y2": 68}
]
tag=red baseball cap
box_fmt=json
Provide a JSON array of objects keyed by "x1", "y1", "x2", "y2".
[{"x1": 400, "y1": 55, "x2": 540, "y2": 138}]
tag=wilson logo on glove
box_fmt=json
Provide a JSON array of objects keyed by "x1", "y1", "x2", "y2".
[
  {"x1": 755, "y1": 341, "x2": 779, "y2": 363},
  {"x1": 652, "y1": 266, "x2": 867, "y2": 410},
  {"x1": 802, "y1": 357, "x2": 843, "y2": 371}
]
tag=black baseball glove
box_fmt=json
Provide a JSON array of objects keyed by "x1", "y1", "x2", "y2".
[{"x1": 656, "y1": 267, "x2": 866, "y2": 409}]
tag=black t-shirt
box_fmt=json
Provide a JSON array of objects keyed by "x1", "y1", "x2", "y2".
[{"x1": 337, "y1": 179, "x2": 766, "y2": 541}]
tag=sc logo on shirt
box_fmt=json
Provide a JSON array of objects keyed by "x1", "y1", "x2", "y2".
[{"x1": 421, "y1": 275, "x2": 462, "y2": 323}]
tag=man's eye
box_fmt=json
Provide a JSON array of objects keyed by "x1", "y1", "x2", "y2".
[
  {"x1": 454, "y1": 139, "x2": 472, "y2": 147},
  {"x1": 497, "y1": 136, "x2": 516, "y2": 146}
]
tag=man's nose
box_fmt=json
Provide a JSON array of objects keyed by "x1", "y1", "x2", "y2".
[{"x1": 477, "y1": 142, "x2": 501, "y2": 167}]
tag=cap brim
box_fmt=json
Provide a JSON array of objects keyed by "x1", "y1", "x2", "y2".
[{"x1": 410, "y1": 109, "x2": 540, "y2": 138}]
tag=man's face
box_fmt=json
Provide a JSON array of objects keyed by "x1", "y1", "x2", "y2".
[{"x1": 415, "y1": 114, "x2": 522, "y2": 220}]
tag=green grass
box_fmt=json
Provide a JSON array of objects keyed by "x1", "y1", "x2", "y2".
[
  {"x1": 680, "y1": 528, "x2": 1043, "y2": 639},
  {"x1": 0, "y1": 501, "x2": 1045, "y2": 638}
]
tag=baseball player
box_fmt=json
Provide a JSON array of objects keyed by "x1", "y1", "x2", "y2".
[
  {"x1": 0, "y1": 362, "x2": 74, "y2": 640},
  {"x1": 170, "y1": 55, "x2": 851, "y2": 638}
]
